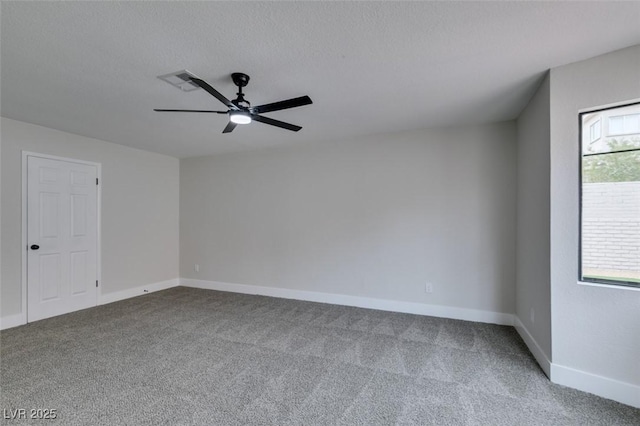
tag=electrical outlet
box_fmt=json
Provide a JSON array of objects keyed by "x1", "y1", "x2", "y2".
[
  {"x1": 194, "y1": 264, "x2": 200, "y2": 273},
  {"x1": 530, "y1": 307, "x2": 535, "y2": 324},
  {"x1": 425, "y1": 283, "x2": 433, "y2": 293}
]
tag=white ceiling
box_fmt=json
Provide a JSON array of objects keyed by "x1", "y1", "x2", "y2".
[{"x1": 1, "y1": 2, "x2": 639, "y2": 158}]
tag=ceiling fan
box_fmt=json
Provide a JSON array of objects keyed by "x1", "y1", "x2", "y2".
[{"x1": 154, "y1": 72, "x2": 312, "y2": 133}]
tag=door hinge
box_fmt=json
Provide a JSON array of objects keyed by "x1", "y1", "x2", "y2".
[
  {"x1": 96, "y1": 280, "x2": 99, "y2": 287},
  {"x1": 96, "y1": 178, "x2": 99, "y2": 185}
]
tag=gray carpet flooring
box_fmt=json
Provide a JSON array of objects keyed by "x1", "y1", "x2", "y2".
[{"x1": 1, "y1": 287, "x2": 638, "y2": 425}]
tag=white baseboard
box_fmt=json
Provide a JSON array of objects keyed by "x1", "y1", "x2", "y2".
[
  {"x1": 551, "y1": 363, "x2": 640, "y2": 409},
  {"x1": 0, "y1": 313, "x2": 27, "y2": 331},
  {"x1": 180, "y1": 278, "x2": 514, "y2": 325},
  {"x1": 513, "y1": 316, "x2": 551, "y2": 377},
  {"x1": 513, "y1": 316, "x2": 639, "y2": 408},
  {"x1": 99, "y1": 278, "x2": 179, "y2": 305}
]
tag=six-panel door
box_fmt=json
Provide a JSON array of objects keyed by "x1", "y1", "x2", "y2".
[{"x1": 27, "y1": 156, "x2": 98, "y2": 322}]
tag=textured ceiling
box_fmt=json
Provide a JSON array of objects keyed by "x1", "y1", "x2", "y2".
[{"x1": 1, "y1": 2, "x2": 639, "y2": 158}]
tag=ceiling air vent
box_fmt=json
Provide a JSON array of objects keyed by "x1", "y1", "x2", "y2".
[{"x1": 157, "y1": 70, "x2": 201, "y2": 92}]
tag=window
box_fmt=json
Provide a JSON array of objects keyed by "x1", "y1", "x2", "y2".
[
  {"x1": 589, "y1": 120, "x2": 601, "y2": 142},
  {"x1": 580, "y1": 102, "x2": 640, "y2": 288},
  {"x1": 608, "y1": 113, "x2": 640, "y2": 136}
]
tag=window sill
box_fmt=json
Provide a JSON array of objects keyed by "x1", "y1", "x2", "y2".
[{"x1": 578, "y1": 280, "x2": 640, "y2": 292}]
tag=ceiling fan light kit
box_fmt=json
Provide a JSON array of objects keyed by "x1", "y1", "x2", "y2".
[
  {"x1": 229, "y1": 111, "x2": 251, "y2": 125},
  {"x1": 154, "y1": 71, "x2": 312, "y2": 133}
]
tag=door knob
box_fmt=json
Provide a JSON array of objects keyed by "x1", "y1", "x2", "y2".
[{"x1": 30, "y1": 244, "x2": 40, "y2": 250}]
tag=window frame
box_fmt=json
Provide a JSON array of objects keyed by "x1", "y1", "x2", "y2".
[
  {"x1": 578, "y1": 101, "x2": 640, "y2": 289},
  {"x1": 589, "y1": 119, "x2": 601, "y2": 143}
]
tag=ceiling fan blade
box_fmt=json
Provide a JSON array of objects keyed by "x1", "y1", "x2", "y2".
[
  {"x1": 252, "y1": 96, "x2": 312, "y2": 114},
  {"x1": 190, "y1": 78, "x2": 238, "y2": 110},
  {"x1": 222, "y1": 121, "x2": 237, "y2": 133},
  {"x1": 154, "y1": 109, "x2": 227, "y2": 113},
  {"x1": 252, "y1": 114, "x2": 302, "y2": 132}
]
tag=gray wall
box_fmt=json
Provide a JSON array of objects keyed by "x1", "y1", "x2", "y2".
[
  {"x1": 549, "y1": 45, "x2": 640, "y2": 386},
  {"x1": 515, "y1": 73, "x2": 552, "y2": 360},
  {"x1": 1, "y1": 117, "x2": 180, "y2": 318},
  {"x1": 180, "y1": 123, "x2": 517, "y2": 315}
]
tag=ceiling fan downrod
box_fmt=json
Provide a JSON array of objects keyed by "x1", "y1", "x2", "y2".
[{"x1": 231, "y1": 73, "x2": 251, "y2": 108}]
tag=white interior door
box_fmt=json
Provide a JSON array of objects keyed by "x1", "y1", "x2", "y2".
[{"x1": 27, "y1": 155, "x2": 99, "y2": 322}]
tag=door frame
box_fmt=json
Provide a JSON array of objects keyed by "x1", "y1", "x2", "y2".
[{"x1": 21, "y1": 151, "x2": 102, "y2": 322}]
